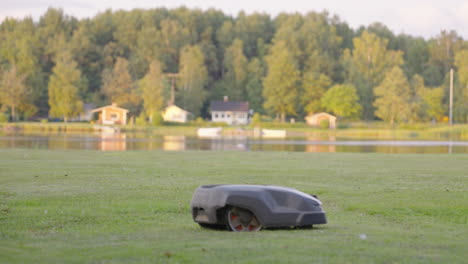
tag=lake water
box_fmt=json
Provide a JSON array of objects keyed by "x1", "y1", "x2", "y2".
[{"x1": 1, "y1": 131, "x2": 468, "y2": 153}]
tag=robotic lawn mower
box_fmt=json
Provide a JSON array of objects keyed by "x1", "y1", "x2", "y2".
[{"x1": 190, "y1": 185, "x2": 327, "y2": 232}]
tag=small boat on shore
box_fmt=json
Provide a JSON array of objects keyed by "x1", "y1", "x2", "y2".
[
  {"x1": 197, "y1": 127, "x2": 222, "y2": 137},
  {"x1": 261, "y1": 129, "x2": 286, "y2": 138},
  {"x1": 93, "y1": 125, "x2": 120, "y2": 133}
]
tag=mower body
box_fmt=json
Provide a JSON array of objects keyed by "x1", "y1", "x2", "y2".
[{"x1": 190, "y1": 185, "x2": 327, "y2": 228}]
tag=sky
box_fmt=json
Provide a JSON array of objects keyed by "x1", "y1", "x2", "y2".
[{"x1": 1, "y1": 0, "x2": 468, "y2": 39}]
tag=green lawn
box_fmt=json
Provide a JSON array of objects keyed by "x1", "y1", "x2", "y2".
[{"x1": 0, "y1": 149, "x2": 467, "y2": 263}]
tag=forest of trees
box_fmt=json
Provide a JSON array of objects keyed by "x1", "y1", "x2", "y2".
[{"x1": 0, "y1": 7, "x2": 467, "y2": 123}]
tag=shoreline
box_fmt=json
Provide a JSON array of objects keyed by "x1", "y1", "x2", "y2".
[{"x1": 1, "y1": 122, "x2": 467, "y2": 140}]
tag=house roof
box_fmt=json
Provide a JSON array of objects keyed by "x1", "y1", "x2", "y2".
[
  {"x1": 91, "y1": 103, "x2": 129, "y2": 113},
  {"x1": 210, "y1": 101, "x2": 249, "y2": 112},
  {"x1": 164, "y1": 104, "x2": 191, "y2": 115},
  {"x1": 307, "y1": 112, "x2": 336, "y2": 119}
]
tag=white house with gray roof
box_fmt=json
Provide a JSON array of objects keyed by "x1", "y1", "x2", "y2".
[{"x1": 210, "y1": 97, "x2": 249, "y2": 125}]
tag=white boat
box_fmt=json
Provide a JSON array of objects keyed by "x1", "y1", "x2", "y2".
[
  {"x1": 94, "y1": 125, "x2": 119, "y2": 133},
  {"x1": 261, "y1": 129, "x2": 286, "y2": 138},
  {"x1": 197, "y1": 127, "x2": 222, "y2": 137}
]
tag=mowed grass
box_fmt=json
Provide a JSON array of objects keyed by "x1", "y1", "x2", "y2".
[{"x1": 0, "y1": 149, "x2": 467, "y2": 263}]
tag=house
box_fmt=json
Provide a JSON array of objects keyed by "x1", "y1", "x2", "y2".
[
  {"x1": 162, "y1": 105, "x2": 191, "y2": 123},
  {"x1": 210, "y1": 97, "x2": 249, "y2": 125},
  {"x1": 91, "y1": 103, "x2": 128, "y2": 125},
  {"x1": 305, "y1": 112, "x2": 337, "y2": 129}
]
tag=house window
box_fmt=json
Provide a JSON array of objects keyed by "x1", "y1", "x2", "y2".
[
  {"x1": 214, "y1": 114, "x2": 218, "y2": 118},
  {"x1": 227, "y1": 114, "x2": 231, "y2": 118},
  {"x1": 110, "y1": 113, "x2": 119, "y2": 120},
  {"x1": 221, "y1": 114, "x2": 225, "y2": 118}
]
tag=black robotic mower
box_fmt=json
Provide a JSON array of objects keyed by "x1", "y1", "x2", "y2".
[{"x1": 190, "y1": 185, "x2": 327, "y2": 232}]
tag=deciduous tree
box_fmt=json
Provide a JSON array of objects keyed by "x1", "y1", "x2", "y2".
[
  {"x1": 138, "y1": 60, "x2": 165, "y2": 122},
  {"x1": 263, "y1": 40, "x2": 300, "y2": 122},
  {"x1": 48, "y1": 52, "x2": 84, "y2": 122},
  {"x1": 0, "y1": 18, "x2": 44, "y2": 115},
  {"x1": 321, "y1": 83, "x2": 361, "y2": 119},
  {"x1": 454, "y1": 49, "x2": 468, "y2": 122},
  {"x1": 177, "y1": 45, "x2": 208, "y2": 116},
  {"x1": 427, "y1": 30, "x2": 464, "y2": 86},
  {"x1": 233, "y1": 12, "x2": 274, "y2": 58},
  {"x1": 101, "y1": 57, "x2": 140, "y2": 110},
  {"x1": 411, "y1": 75, "x2": 444, "y2": 122},
  {"x1": 301, "y1": 72, "x2": 331, "y2": 114},
  {"x1": 373, "y1": 67, "x2": 412, "y2": 124},
  {"x1": 221, "y1": 39, "x2": 248, "y2": 100},
  {"x1": 245, "y1": 58, "x2": 265, "y2": 114},
  {"x1": 344, "y1": 31, "x2": 403, "y2": 119},
  {"x1": 157, "y1": 19, "x2": 191, "y2": 73},
  {"x1": 396, "y1": 35, "x2": 430, "y2": 80},
  {"x1": 69, "y1": 21, "x2": 101, "y2": 97},
  {"x1": 0, "y1": 65, "x2": 28, "y2": 121}
]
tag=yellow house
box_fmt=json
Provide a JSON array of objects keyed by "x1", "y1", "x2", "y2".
[
  {"x1": 305, "y1": 112, "x2": 337, "y2": 129},
  {"x1": 162, "y1": 105, "x2": 191, "y2": 123},
  {"x1": 91, "y1": 103, "x2": 129, "y2": 125}
]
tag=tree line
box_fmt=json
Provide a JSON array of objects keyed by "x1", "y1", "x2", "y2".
[{"x1": 0, "y1": 7, "x2": 467, "y2": 123}]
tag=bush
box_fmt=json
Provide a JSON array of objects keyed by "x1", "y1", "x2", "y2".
[
  {"x1": 320, "y1": 119, "x2": 330, "y2": 129},
  {"x1": 21, "y1": 104, "x2": 38, "y2": 120},
  {"x1": 337, "y1": 123, "x2": 350, "y2": 129},
  {"x1": 135, "y1": 113, "x2": 148, "y2": 126},
  {"x1": 250, "y1": 113, "x2": 261, "y2": 126},
  {"x1": 194, "y1": 117, "x2": 204, "y2": 124},
  {"x1": 0, "y1": 112, "x2": 8, "y2": 123},
  {"x1": 260, "y1": 115, "x2": 274, "y2": 122},
  {"x1": 151, "y1": 114, "x2": 163, "y2": 126}
]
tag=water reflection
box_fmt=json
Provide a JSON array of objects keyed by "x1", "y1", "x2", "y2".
[
  {"x1": 99, "y1": 132, "x2": 127, "y2": 151},
  {"x1": 305, "y1": 136, "x2": 336, "y2": 153},
  {"x1": 0, "y1": 131, "x2": 467, "y2": 153},
  {"x1": 162, "y1": 135, "x2": 185, "y2": 151},
  {"x1": 207, "y1": 135, "x2": 248, "y2": 151}
]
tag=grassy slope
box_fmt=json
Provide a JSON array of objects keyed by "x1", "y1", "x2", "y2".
[{"x1": 0, "y1": 149, "x2": 467, "y2": 263}]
